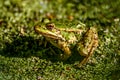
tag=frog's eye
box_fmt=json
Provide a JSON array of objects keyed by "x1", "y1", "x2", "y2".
[{"x1": 46, "y1": 23, "x2": 55, "y2": 31}]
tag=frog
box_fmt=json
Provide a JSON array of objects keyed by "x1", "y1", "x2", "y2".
[{"x1": 34, "y1": 23, "x2": 98, "y2": 67}]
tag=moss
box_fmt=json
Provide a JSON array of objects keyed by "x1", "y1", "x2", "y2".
[{"x1": 0, "y1": 0, "x2": 120, "y2": 80}]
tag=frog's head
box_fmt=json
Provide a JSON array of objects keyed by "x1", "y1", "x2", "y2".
[{"x1": 34, "y1": 23, "x2": 65, "y2": 41}]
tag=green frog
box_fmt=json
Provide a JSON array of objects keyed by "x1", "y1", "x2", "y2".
[{"x1": 34, "y1": 23, "x2": 98, "y2": 67}]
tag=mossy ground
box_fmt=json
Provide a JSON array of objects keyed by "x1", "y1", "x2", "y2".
[{"x1": 0, "y1": 0, "x2": 120, "y2": 80}]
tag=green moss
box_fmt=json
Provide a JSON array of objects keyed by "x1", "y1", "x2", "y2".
[{"x1": 0, "y1": 0, "x2": 120, "y2": 80}]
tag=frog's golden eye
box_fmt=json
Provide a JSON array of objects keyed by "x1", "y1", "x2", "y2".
[{"x1": 46, "y1": 23, "x2": 55, "y2": 31}]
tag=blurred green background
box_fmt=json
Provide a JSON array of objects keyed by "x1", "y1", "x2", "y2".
[{"x1": 0, "y1": 0, "x2": 120, "y2": 80}]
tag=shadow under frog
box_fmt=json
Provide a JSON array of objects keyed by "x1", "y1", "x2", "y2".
[{"x1": 0, "y1": 35, "x2": 84, "y2": 64}]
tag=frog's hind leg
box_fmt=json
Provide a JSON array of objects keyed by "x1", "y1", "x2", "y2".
[
  {"x1": 77, "y1": 27, "x2": 98, "y2": 67},
  {"x1": 77, "y1": 40, "x2": 98, "y2": 67}
]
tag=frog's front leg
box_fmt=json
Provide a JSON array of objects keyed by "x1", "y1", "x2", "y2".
[
  {"x1": 77, "y1": 27, "x2": 98, "y2": 67},
  {"x1": 57, "y1": 40, "x2": 71, "y2": 60},
  {"x1": 46, "y1": 38, "x2": 71, "y2": 60}
]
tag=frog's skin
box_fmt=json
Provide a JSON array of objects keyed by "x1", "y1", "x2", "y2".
[{"x1": 34, "y1": 23, "x2": 98, "y2": 67}]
